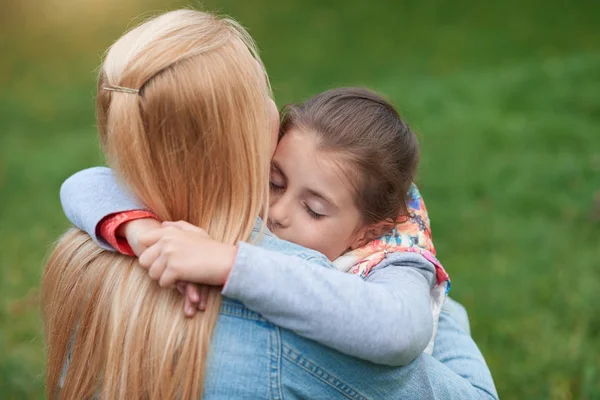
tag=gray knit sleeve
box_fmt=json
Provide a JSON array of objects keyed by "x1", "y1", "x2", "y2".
[
  {"x1": 223, "y1": 243, "x2": 435, "y2": 366},
  {"x1": 60, "y1": 167, "x2": 144, "y2": 250}
]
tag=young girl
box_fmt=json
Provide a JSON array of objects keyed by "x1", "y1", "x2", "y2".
[{"x1": 61, "y1": 87, "x2": 449, "y2": 365}]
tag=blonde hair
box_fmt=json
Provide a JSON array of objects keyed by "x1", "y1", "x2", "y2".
[{"x1": 42, "y1": 9, "x2": 272, "y2": 399}]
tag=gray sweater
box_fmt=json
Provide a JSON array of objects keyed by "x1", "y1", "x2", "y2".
[{"x1": 60, "y1": 167, "x2": 437, "y2": 366}]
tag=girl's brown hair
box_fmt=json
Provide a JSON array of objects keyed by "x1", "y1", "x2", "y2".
[
  {"x1": 280, "y1": 87, "x2": 419, "y2": 235},
  {"x1": 42, "y1": 9, "x2": 271, "y2": 399}
]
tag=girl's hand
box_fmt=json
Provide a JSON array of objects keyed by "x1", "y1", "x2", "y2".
[
  {"x1": 119, "y1": 218, "x2": 209, "y2": 316},
  {"x1": 176, "y1": 282, "x2": 211, "y2": 316},
  {"x1": 115, "y1": 217, "x2": 212, "y2": 316},
  {"x1": 138, "y1": 221, "x2": 238, "y2": 288},
  {"x1": 118, "y1": 218, "x2": 162, "y2": 256}
]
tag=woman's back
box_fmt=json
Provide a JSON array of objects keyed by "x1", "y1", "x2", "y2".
[{"x1": 42, "y1": 9, "x2": 273, "y2": 398}]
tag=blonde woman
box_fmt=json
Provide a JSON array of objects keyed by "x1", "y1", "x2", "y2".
[{"x1": 46, "y1": 9, "x2": 497, "y2": 399}]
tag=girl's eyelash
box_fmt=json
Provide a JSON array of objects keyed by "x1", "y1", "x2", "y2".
[
  {"x1": 303, "y1": 203, "x2": 324, "y2": 220},
  {"x1": 268, "y1": 180, "x2": 323, "y2": 219},
  {"x1": 269, "y1": 181, "x2": 284, "y2": 192}
]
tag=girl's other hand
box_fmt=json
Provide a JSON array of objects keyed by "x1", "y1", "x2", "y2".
[
  {"x1": 176, "y1": 282, "x2": 211, "y2": 317},
  {"x1": 138, "y1": 221, "x2": 237, "y2": 288},
  {"x1": 119, "y1": 219, "x2": 210, "y2": 316}
]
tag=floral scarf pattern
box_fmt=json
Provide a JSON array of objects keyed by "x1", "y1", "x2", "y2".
[
  {"x1": 334, "y1": 184, "x2": 450, "y2": 292},
  {"x1": 333, "y1": 184, "x2": 450, "y2": 355}
]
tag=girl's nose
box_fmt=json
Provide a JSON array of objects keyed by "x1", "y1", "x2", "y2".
[{"x1": 268, "y1": 196, "x2": 291, "y2": 229}]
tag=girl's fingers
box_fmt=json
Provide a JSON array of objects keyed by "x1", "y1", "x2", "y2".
[
  {"x1": 177, "y1": 283, "x2": 198, "y2": 317},
  {"x1": 139, "y1": 228, "x2": 166, "y2": 247},
  {"x1": 158, "y1": 269, "x2": 177, "y2": 288},
  {"x1": 186, "y1": 283, "x2": 200, "y2": 303},
  {"x1": 183, "y1": 292, "x2": 197, "y2": 317},
  {"x1": 148, "y1": 254, "x2": 167, "y2": 281},
  {"x1": 197, "y1": 285, "x2": 210, "y2": 311},
  {"x1": 139, "y1": 242, "x2": 162, "y2": 268},
  {"x1": 163, "y1": 220, "x2": 203, "y2": 233}
]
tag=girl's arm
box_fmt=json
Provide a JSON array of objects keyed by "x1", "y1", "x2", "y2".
[
  {"x1": 60, "y1": 167, "x2": 145, "y2": 250},
  {"x1": 61, "y1": 167, "x2": 434, "y2": 366},
  {"x1": 222, "y1": 243, "x2": 435, "y2": 367}
]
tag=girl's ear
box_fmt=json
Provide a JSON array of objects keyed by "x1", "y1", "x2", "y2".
[{"x1": 349, "y1": 220, "x2": 395, "y2": 250}]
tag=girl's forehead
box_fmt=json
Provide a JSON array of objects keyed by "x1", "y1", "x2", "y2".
[{"x1": 274, "y1": 130, "x2": 356, "y2": 207}]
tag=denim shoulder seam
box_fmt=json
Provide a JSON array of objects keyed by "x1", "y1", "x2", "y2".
[{"x1": 269, "y1": 327, "x2": 284, "y2": 400}]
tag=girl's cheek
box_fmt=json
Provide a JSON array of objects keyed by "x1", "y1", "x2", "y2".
[{"x1": 269, "y1": 197, "x2": 278, "y2": 207}]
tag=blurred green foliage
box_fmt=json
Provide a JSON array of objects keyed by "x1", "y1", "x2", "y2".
[{"x1": 1, "y1": 0, "x2": 599, "y2": 398}]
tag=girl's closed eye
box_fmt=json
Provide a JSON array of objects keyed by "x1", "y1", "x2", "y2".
[
  {"x1": 269, "y1": 181, "x2": 284, "y2": 192},
  {"x1": 269, "y1": 163, "x2": 286, "y2": 193},
  {"x1": 269, "y1": 172, "x2": 285, "y2": 193},
  {"x1": 303, "y1": 203, "x2": 325, "y2": 220}
]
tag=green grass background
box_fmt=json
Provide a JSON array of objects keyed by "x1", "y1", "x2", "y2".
[{"x1": 1, "y1": 0, "x2": 599, "y2": 398}]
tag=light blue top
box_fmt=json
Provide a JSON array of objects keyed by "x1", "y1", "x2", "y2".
[{"x1": 59, "y1": 167, "x2": 498, "y2": 399}]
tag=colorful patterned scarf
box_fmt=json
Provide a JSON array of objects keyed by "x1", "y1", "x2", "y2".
[
  {"x1": 333, "y1": 184, "x2": 450, "y2": 354},
  {"x1": 334, "y1": 184, "x2": 450, "y2": 289}
]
